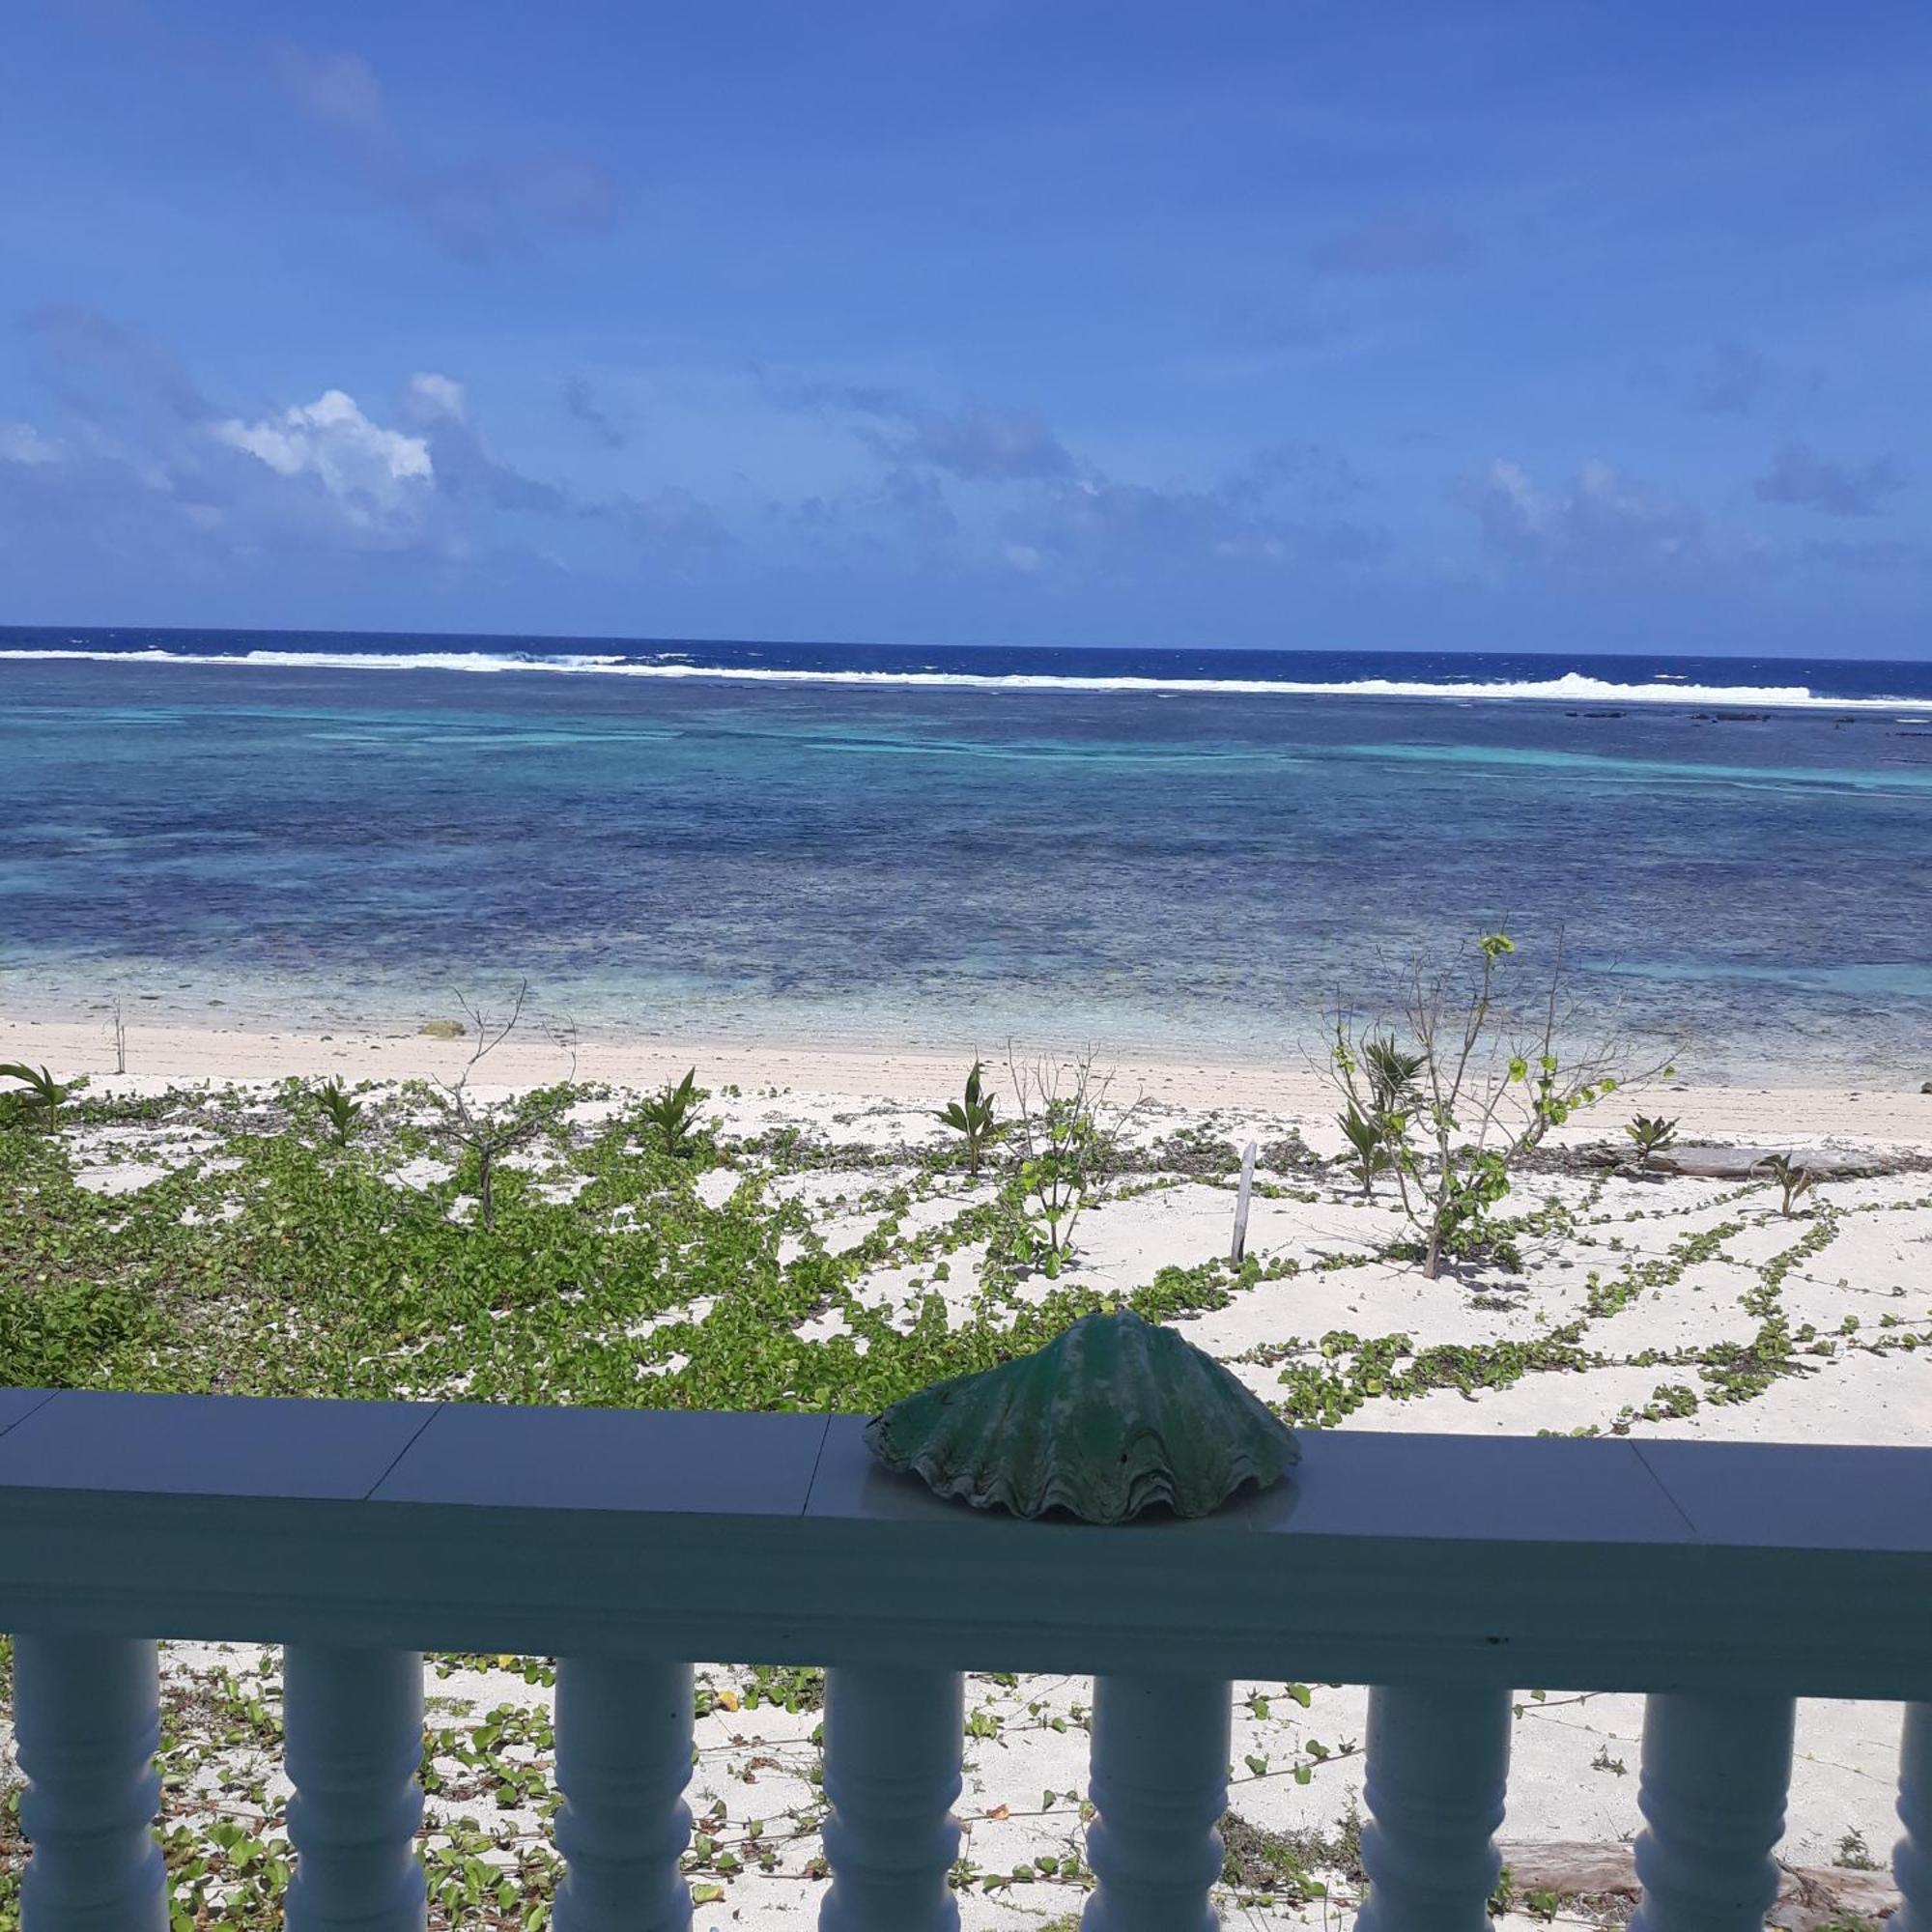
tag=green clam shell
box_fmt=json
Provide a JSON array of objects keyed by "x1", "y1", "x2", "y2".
[{"x1": 864, "y1": 1309, "x2": 1299, "y2": 1522}]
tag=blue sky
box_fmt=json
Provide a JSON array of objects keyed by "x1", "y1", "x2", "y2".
[{"x1": 2, "y1": 0, "x2": 1926, "y2": 656}]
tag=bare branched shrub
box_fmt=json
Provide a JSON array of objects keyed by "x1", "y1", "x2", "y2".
[
  {"x1": 1005, "y1": 1047, "x2": 1143, "y2": 1275},
  {"x1": 1328, "y1": 931, "x2": 1674, "y2": 1278},
  {"x1": 425, "y1": 982, "x2": 578, "y2": 1232}
]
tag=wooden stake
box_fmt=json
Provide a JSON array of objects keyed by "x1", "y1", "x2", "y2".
[{"x1": 1231, "y1": 1141, "x2": 1257, "y2": 1263}]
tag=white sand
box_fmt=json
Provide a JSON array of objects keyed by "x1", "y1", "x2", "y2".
[
  {"x1": 11, "y1": 1012, "x2": 1932, "y2": 1146},
  {"x1": 5, "y1": 1012, "x2": 1928, "y2": 1927}
]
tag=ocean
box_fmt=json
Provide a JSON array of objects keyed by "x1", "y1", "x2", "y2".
[{"x1": 5, "y1": 627, "x2": 1931, "y2": 1083}]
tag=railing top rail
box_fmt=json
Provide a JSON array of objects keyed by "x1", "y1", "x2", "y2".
[{"x1": 0, "y1": 1388, "x2": 1927, "y2": 1696}]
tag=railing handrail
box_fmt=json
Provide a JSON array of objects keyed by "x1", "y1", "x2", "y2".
[{"x1": 0, "y1": 1386, "x2": 1927, "y2": 1697}]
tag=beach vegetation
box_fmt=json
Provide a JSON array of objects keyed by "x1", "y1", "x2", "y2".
[
  {"x1": 0, "y1": 1062, "x2": 76, "y2": 1131},
  {"x1": 935, "y1": 1059, "x2": 1003, "y2": 1178},
  {"x1": 0, "y1": 1056, "x2": 1924, "y2": 1925},
  {"x1": 637, "y1": 1066, "x2": 706, "y2": 1156},
  {"x1": 1328, "y1": 931, "x2": 1673, "y2": 1278},
  {"x1": 1336, "y1": 1101, "x2": 1396, "y2": 1198},
  {"x1": 1624, "y1": 1113, "x2": 1680, "y2": 1170},
  {"x1": 1362, "y1": 1034, "x2": 1426, "y2": 1116},
  {"x1": 1757, "y1": 1152, "x2": 1817, "y2": 1218},
  {"x1": 314, "y1": 1079, "x2": 362, "y2": 1147},
  {"x1": 1834, "y1": 1829, "x2": 1880, "y2": 1871},
  {"x1": 1006, "y1": 1049, "x2": 1139, "y2": 1276},
  {"x1": 422, "y1": 983, "x2": 577, "y2": 1234},
  {"x1": 1332, "y1": 1034, "x2": 1424, "y2": 1198}
]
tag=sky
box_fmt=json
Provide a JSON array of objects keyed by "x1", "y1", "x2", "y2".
[{"x1": 1, "y1": 0, "x2": 1927, "y2": 657}]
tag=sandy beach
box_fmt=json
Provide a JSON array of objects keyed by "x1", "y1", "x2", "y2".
[
  {"x1": 11, "y1": 1012, "x2": 1932, "y2": 1147},
  {"x1": 5, "y1": 1007, "x2": 1929, "y2": 1925}
]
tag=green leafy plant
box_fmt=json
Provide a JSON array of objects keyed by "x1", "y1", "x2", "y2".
[
  {"x1": 1336, "y1": 1100, "x2": 1396, "y2": 1199},
  {"x1": 1624, "y1": 1113, "x2": 1680, "y2": 1170},
  {"x1": 1363, "y1": 1035, "x2": 1425, "y2": 1116},
  {"x1": 638, "y1": 1067, "x2": 705, "y2": 1156},
  {"x1": 0, "y1": 1063, "x2": 74, "y2": 1131},
  {"x1": 1757, "y1": 1152, "x2": 1817, "y2": 1218},
  {"x1": 315, "y1": 1079, "x2": 362, "y2": 1147},
  {"x1": 1006, "y1": 1049, "x2": 1138, "y2": 1276},
  {"x1": 1331, "y1": 1033, "x2": 1422, "y2": 1199},
  {"x1": 1833, "y1": 1829, "x2": 1880, "y2": 1872},
  {"x1": 1328, "y1": 931, "x2": 1672, "y2": 1278},
  {"x1": 936, "y1": 1060, "x2": 1003, "y2": 1179}
]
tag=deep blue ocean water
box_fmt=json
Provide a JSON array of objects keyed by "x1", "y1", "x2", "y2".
[{"x1": 5, "y1": 626, "x2": 1931, "y2": 1081}]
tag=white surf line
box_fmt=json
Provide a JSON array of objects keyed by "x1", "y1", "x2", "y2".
[{"x1": 4, "y1": 648, "x2": 1932, "y2": 712}]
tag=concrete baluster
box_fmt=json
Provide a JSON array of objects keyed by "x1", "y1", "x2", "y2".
[
  {"x1": 13, "y1": 1634, "x2": 167, "y2": 1932},
  {"x1": 1354, "y1": 1683, "x2": 1512, "y2": 1932},
  {"x1": 1630, "y1": 1692, "x2": 1796, "y2": 1932},
  {"x1": 1894, "y1": 1703, "x2": 1932, "y2": 1932},
  {"x1": 283, "y1": 1644, "x2": 427, "y2": 1931},
  {"x1": 819, "y1": 1666, "x2": 964, "y2": 1932},
  {"x1": 553, "y1": 1657, "x2": 696, "y2": 1932},
  {"x1": 1082, "y1": 1674, "x2": 1230, "y2": 1932}
]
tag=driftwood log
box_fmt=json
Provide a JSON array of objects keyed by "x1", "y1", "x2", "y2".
[{"x1": 1491, "y1": 1840, "x2": 1899, "y2": 1927}]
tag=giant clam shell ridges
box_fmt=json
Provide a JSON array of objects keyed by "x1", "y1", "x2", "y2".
[{"x1": 864, "y1": 1309, "x2": 1299, "y2": 1522}]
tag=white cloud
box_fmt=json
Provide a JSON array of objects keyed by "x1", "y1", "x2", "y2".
[
  {"x1": 1459, "y1": 457, "x2": 1720, "y2": 575},
  {"x1": 404, "y1": 372, "x2": 469, "y2": 423},
  {"x1": 0, "y1": 423, "x2": 61, "y2": 466},
  {"x1": 210, "y1": 389, "x2": 433, "y2": 526}
]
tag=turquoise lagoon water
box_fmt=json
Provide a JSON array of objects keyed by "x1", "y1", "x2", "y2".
[{"x1": 3, "y1": 630, "x2": 1931, "y2": 1082}]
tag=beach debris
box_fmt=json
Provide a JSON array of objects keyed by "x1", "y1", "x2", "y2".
[
  {"x1": 1642, "y1": 1145, "x2": 1880, "y2": 1180},
  {"x1": 865, "y1": 1308, "x2": 1298, "y2": 1522}
]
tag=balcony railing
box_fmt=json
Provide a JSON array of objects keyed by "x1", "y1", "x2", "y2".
[{"x1": 0, "y1": 1384, "x2": 1928, "y2": 1930}]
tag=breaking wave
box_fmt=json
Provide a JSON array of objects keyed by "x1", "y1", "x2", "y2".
[{"x1": 5, "y1": 645, "x2": 1929, "y2": 711}]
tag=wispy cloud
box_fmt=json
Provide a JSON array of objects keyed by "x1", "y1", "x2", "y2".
[
  {"x1": 269, "y1": 42, "x2": 618, "y2": 262},
  {"x1": 1754, "y1": 440, "x2": 1907, "y2": 518},
  {"x1": 821, "y1": 386, "x2": 1077, "y2": 482},
  {"x1": 1004, "y1": 471, "x2": 1388, "y2": 574},
  {"x1": 563, "y1": 377, "x2": 627, "y2": 449},
  {"x1": 1458, "y1": 458, "x2": 1727, "y2": 578},
  {"x1": 793, "y1": 379, "x2": 1383, "y2": 576}
]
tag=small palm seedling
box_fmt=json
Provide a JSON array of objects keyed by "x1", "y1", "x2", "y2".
[
  {"x1": 0, "y1": 1063, "x2": 72, "y2": 1131},
  {"x1": 1363, "y1": 1035, "x2": 1425, "y2": 1117},
  {"x1": 639, "y1": 1067, "x2": 704, "y2": 1156},
  {"x1": 1756, "y1": 1152, "x2": 1816, "y2": 1218},
  {"x1": 1337, "y1": 1100, "x2": 1396, "y2": 1199},
  {"x1": 937, "y1": 1060, "x2": 1002, "y2": 1179},
  {"x1": 316, "y1": 1079, "x2": 362, "y2": 1147},
  {"x1": 1624, "y1": 1113, "x2": 1680, "y2": 1171}
]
